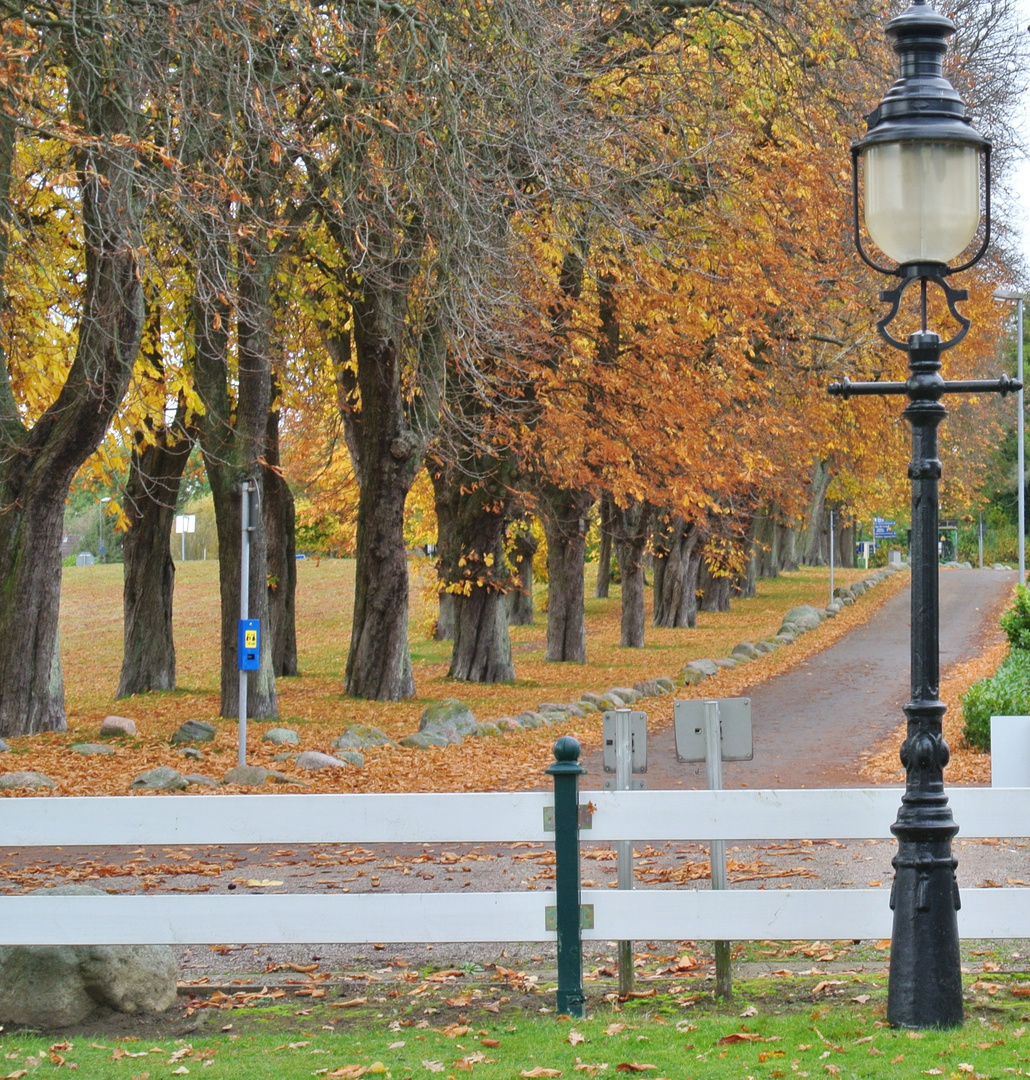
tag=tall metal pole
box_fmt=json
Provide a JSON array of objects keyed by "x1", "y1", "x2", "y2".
[
  {"x1": 995, "y1": 289, "x2": 1025, "y2": 585},
  {"x1": 238, "y1": 479, "x2": 253, "y2": 769},
  {"x1": 1018, "y1": 296, "x2": 1025, "y2": 587},
  {"x1": 887, "y1": 331, "x2": 962, "y2": 1027},
  {"x1": 829, "y1": 509, "x2": 835, "y2": 604}
]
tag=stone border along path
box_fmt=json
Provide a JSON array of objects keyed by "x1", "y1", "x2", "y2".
[{"x1": 0, "y1": 562, "x2": 922, "y2": 792}]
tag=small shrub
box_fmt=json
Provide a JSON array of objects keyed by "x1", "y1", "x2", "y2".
[
  {"x1": 962, "y1": 646, "x2": 1030, "y2": 751},
  {"x1": 1000, "y1": 585, "x2": 1030, "y2": 650}
]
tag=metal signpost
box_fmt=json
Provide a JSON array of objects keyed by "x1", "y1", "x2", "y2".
[
  {"x1": 175, "y1": 513, "x2": 196, "y2": 562},
  {"x1": 237, "y1": 479, "x2": 259, "y2": 768},
  {"x1": 603, "y1": 708, "x2": 647, "y2": 995},
  {"x1": 675, "y1": 698, "x2": 752, "y2": 998}
]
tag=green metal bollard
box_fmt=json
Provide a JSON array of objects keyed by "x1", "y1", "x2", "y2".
[{"x1": 547, "y1": 735, "x2": 586, "y2": 1018}]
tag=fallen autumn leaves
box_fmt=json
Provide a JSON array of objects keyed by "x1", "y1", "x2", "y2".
[{"x1": 0, "y1": 564, "x2": 920, "y2": 797}]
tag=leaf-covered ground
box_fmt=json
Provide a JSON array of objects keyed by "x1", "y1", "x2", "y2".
[{"x1": 0, "y1": 559, "x2": 1003, "y2": 796}]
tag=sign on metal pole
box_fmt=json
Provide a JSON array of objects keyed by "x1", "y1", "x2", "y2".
[
  {"x1": 603, "y1": 708, "x2": 647, "y2": 997},
  {"x1": 673, "y1": 698, "x2": 753, "y2": 763},
  {"x1": 237, "y1": 480, "x2": 257, "y2": 768},
  {"x1": 873, "y1": 516, "x2": 897, "y2": 540},
  {"x1": 175, "y1": 514, "x2": 196, "y2": 561},
  {"x1": 674, "y1": 698, "x2": 752, "y2": 999}
]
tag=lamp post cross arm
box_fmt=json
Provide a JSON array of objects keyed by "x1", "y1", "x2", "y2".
[{"x1": 829, "y1": 374, "x2": 1021, "y2": 400}]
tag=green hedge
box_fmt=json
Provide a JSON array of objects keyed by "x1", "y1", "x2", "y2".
[{"x1": 961, "y1": 646, "x2": 1030, "y2": 751}]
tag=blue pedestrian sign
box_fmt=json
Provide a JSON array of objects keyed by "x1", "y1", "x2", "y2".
[{"x1": 873, "y1": 517, "x2": 897, "y2": 540}]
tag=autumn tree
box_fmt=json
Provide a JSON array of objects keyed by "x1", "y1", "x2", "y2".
[{"x1": 0, "y1": 3, "x2": 160, "y2": 736}]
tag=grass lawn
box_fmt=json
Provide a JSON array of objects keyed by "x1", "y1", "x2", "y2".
[
  {"x1": 0, "y1": 558, "x2": 902, "y2": 795},
  {"x1": 3, "y1": 958, "x2": 1030, "y2": 1078}
]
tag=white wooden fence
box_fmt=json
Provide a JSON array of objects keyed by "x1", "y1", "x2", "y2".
[{"x1": 1, "y1": 787, "x2": 1029, "y2": 947}]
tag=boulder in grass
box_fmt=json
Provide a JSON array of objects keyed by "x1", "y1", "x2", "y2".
[
  {"x1": 71, "y1": 742, "x2": 117, "y2": 756},
  {"x1": 680, "y1": 667, "x2": 707, "y2": 687},
  {"x1": 261, "y1": 728, "x2": 300, "y2": 746},
  {"x1": 331, "y1": 725, "x2": 396, "y2": 751},
  {"x1": 129, "y1": 766, "x2": 188, "y2": 791},
  {"x1": 0, "y1": 771, "x2": 55, "y2": 790},
  {"x1": 714, "y1": 657, "x2": 738, "y2": 669},
  {"x1": 183, "y1": 774, "x2": 220, "y2": 788},
  {"x1": 419, "y1": 699, "x2": 478, "y2": 738},
  {"x1": 579, "y1": 691, "x2": 606, "y2": 707},
  {"x1": 399, "y1": 731, "x2": 451, "y2": 749},
  {"x1": 170, "y1": 719, "x2": 217, "y2": 745},
  {"x1": 731, "y1": 642, "x2": 761, "y2": 661},
  {"x1": 632, "y1": 679, "x2": 666, "y2": 697},
  {"x1": 514, "y1": 711, "x2": 547, "y2": 730},
  {"x1": 0, "y1": 885, "x2": 176, "y2": 1028},
  {"x1": 684, "y1": 658, "x2": 719, "y2": 679},
  {"x1": 294, "y1": 750, "x2": 353, "y2": 771},
  {"x1": 608, "y1": 687, "x2": 642, "y2": 704},
  {"x1": 222, "y1": 764, "x2": 271, "y2": 787},
  {"x1": 99, "y1": 715, "x2": 137, "y2": 737},
  {"x1": 781, "y1": 605, "x2": 822, "y2": 633},
  {"x1": 0, "y1": 738, "x2": 9, "y2": 753}
]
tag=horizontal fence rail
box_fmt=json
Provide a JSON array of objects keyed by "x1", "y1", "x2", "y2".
[{"x1": 2, "y1": 788, "x2": 1030, "y2": 946}]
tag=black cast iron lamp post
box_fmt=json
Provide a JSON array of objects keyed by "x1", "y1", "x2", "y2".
[{"x1": 830, "y1": 0, "x2": 1018, "y2": 1029}]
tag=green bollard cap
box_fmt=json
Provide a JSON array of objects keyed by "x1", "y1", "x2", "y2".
[{"x1": 547, "y1": 735, "x2": 586, "y2": 775}]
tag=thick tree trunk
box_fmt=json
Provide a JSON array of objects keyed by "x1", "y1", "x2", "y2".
[
  {"x1": 0, "y1": 494, "x2": 69, "y2": 735},
  {"x1": 344, "y1": 292, "x2": 429, "y2": 700},
  {"x1": 541, "y1": 486, "x2": 592, "y2": 663},
  {"x1": 507, "y1": 522, "x2": 537, "y2": 626},
  {"x1": 798, "y1": 460, "x2": 834, "y2": 566},
  {"x1": 448, "y1": 484, "x2": 514, "y2": 683},
  {"x1": 652, "y1": 515, "x2": 700, "y2": 628},
  {"x1": 451, "y1": 573, "x2": 514, "y2": 683},
  {"x1": 265, "y1": 394, "x2": 298, "y2": 677},
  {"x1": 117, "y1": 412, "x2": 195, "y2": 697},
  {"x1": 698, "y1": 557, "x2": 733, "y2": 613},
  {"x1": 0, "y1": 40, "x2": 145, "y2": 736},
  {"x1": 594, "y1": 490, "x2": 615, "y2": 599},
  {"x1": 614, "y1": 499, "x2": 651, "y2": 648},
  {"x1": 346, "y1": 450, "x2": 417, "y2": 698}
]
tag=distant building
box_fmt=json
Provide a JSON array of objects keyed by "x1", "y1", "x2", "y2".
[{"x1": 61, "y1": 533, "x2": 83, "y2": 560}]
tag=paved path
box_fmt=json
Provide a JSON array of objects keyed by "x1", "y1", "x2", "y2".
[{"x1": 580, "y1": 566, "x2": 1016, "y2": 790}]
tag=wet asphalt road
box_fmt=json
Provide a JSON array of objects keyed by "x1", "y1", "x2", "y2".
[{"x1": 578, "y1": 566, "x2": 1017, "y2": 791}]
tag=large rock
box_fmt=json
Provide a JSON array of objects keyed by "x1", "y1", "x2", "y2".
[
  {"x1": 294, "y1": 750, "x2": 353, "y2": 771},
  {"x1": 0, "y1": 885, "x2": 177, "y2": 1028},
  {"x1": 0, "y1": 771, "x2": 56, "y2": 790},
  {"x1": 130, "y1": 766, "x2": 188, "y2": 791},
  {"x1": 331, "y1": 725, "x2": 396, "y2": 751},
  {"x1": 781, "y1": 605, "x2": 822, "y2": 633},
  {"x1": 731, "y1": 642, "x2": 761, "y2": 661},
  {"x1": 0, "y1": 738, "x2": 8, "y2": 753},
  {"x1": 71, "y1": 742, "x2": 116, "y2": 756},
  {"x1": 170, "y1": 720, "x2": 217, "y2": 745},
  {"x1": 419, "y1": 699, "x2": 478, "y2": 744},
  {"x1": 399, "y1": 731, "x2": 451, "y2": 749},
  {"x1": 222, "y1": 764, "x2": 272, "y2": 786},
  {"x1": 99, "y1": 715, "x2": 137, "y2": 737},
  {"x1": 260, "y1": 728, "x2": 300, "y2": 746},
  {"x1": 684, "y1": 658, "x2": 719, "y2": 679}
]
